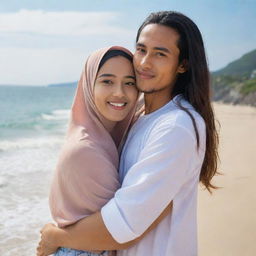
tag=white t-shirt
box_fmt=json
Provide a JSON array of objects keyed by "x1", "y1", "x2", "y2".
[{"x1": 101, "y1": 95, "x2": 206, "y2": 256}]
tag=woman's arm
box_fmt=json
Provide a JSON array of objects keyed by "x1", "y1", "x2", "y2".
[{"x1": 37, "y1": 202, "x2": 172, "y2": 255}]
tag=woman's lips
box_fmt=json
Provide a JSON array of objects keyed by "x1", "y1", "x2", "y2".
[{"x1": 107, "y1": 102, "x2": 127, "y2": 110}]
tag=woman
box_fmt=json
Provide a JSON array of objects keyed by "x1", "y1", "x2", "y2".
[
  {"x1": 40, "y1": 46, "x2": 171, "y2": 256},
  {"x1": 46, "y1": 46, "x2": 138, "y2": 256}
]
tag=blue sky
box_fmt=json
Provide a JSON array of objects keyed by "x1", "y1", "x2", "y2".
[{"x1": 0, "y1": 0, "x2": 255, "y2": 85}]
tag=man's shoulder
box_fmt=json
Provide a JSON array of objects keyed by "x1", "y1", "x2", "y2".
[{"x1": 151, "y1": 99, "x2": 205, "y2": 137}]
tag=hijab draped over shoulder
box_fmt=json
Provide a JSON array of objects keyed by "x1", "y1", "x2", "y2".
[{"x1": 49, "y1": 46, "x2": 136, "y2": 227}]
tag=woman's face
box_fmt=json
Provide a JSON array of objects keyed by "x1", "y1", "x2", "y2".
[{"x1": 94, "y1": 56, "x2": 138, "y2": 126}]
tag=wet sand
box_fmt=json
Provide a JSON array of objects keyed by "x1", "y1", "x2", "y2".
[{"x1": 198, "y1": 103, "x2": 256, "y2": 256}]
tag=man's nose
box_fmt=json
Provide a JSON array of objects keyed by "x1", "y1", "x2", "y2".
[{"x1": 139, "y1": 54, "x2": 152, "y2": 70}]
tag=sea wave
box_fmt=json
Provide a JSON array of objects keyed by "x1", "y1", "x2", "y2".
[
  {"x1": 0, "y1": 109, "x2": 70, "y2": 130},
  {"x1": 0, "y1": 136, "x2": 64, "y2": 152},
  {"x1": 41, "y1": 109, "x2": 70, "y2": 121},
  {"x1": 0, "y1": 86, "x2": 74, "y2": 255}
]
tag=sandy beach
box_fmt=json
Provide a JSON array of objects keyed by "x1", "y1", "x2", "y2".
[
  {"x1": 1, "y1": 95, "x2": 255, "y2": 255},
  {"x1": 198, "y1": 103, "x2": 256, "y2": 256}
]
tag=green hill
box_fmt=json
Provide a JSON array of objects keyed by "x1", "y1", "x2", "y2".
[
  {"x1": 212, "y1": 49, "x2": 256, "y2": 106},
  {"x1": 213, "y1": 49, "x2": 256, "y2": 78}
]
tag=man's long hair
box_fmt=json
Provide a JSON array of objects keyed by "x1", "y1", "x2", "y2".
[{"x1": 136, "y1": 11, "x2": 219, "y2": 192}]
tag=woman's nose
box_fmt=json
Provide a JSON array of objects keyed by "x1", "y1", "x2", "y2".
[{"x1": 112, "y1": 83, "x2": 125, "y2": 98}]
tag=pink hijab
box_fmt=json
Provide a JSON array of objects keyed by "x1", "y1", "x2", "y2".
[{"x1": 49, "y1": 46, "x2": 137, "y2": 227}]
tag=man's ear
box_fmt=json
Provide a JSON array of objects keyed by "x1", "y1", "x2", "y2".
[{"x1": 178, "y1": 59, "x2": 188, "y2": 74}]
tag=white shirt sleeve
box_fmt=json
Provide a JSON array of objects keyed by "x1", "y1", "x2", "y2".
[{"x1": 101, "y1": 120, "x2": 199, "y2": 243}]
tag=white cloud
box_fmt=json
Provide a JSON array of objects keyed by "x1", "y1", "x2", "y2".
[
  {"x1": 0, "y1": 44, "x2": 135, "y2": 86},
  {"x1": 0, "y1": 47, "x2": 87, "y2": 85},
  {"x1": 0, "y1": 9, "x2": 132, "y2": 36},
  {"x1": 0, "y1": 9, "x2": 137, "y2": 85}
]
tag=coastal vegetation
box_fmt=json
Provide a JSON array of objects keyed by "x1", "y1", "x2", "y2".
[{"x1": 212, "y1": 49, "x2": 256, "y2": 106}]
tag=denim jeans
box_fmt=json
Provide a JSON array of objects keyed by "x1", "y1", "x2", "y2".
[{"x1": 55, "y1": 247, "x2": 110, "y2": 256}]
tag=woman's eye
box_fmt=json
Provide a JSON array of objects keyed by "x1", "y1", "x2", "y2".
[
  {"x1": 125, "y1": 81, "x2": 136, "y2": 86},
  {"x1": 102, "y1": 80, "x2": 113, "y2": 85}
]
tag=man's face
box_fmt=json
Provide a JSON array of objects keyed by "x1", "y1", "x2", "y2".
[{"x1": 133, "y1": 24, "x2": 186, "y2": 94}]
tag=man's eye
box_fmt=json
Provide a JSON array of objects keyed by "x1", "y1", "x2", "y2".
[
  {"x1": 137, "y1": 48, "x2": 146, "y2": 53},
  {"x1": 156, "y1": 52, "x2": 166, "y2": 57}
]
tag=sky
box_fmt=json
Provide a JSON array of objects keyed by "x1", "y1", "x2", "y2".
[{"x1": 0, "y1": 0, "x2": 255, "y2": 86}]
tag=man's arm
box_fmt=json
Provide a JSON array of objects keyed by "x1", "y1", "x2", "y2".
[
  {"x1": 39, "y1": 122, "x2": 197, "y2": 254},
  {"x1": 39, "y1": 202, "x2": 172, "y2": 252},
  {"x1": 59, "y1": 202, "x2": 171, "y2": 250}
]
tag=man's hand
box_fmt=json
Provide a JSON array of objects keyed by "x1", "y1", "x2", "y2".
[{"x1": 36, "y1": 223, "x2": 59, "y2": 256}]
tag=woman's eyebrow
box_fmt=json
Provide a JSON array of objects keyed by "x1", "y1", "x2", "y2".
[
  {"x1": 98, "y1": 74, "x2": 135, "y2": 79},
  {"x1": 125, "y1": 76, "x2": 136, "y2": 79},
  {"x1": 98, "y1": 74, "x2": 116, "y2": 78}
]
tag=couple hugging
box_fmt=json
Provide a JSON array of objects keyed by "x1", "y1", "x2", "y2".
[{"x1": 37, "y1": 11, "x2": 218, "y2": 256}]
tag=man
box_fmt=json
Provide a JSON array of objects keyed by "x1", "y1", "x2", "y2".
[{"x1": 38, "y1": 11, "x2": 218, "y2": 256}]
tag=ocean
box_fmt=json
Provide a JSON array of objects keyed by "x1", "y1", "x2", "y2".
[{"x1": 0, "y1": 85, "x2": 76, "y2": 255}]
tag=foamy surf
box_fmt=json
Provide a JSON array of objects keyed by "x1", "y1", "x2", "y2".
[
  {"x1": 41, "y1": 109, "x2": 70, "y2": 121},
  {"x1": 0, "y1": 136, "x2": 64, "y2": 152},
  {"x1": 0, "y1": 176, "x2": 7, "y2": 187},
  {"x1": 0, "y1": 86, "x2": 75, "y2": 255},
  {"x1": 0, "y1": 138, "x2": 60, "y2": 255}
]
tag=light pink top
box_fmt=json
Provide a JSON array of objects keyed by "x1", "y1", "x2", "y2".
[{"x1": 49, "y1": 46, "x2": 136, "y2": 227}]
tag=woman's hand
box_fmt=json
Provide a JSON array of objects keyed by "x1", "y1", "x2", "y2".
[{"x1": 36, "y1": 223, "x2": 60, "y2": 256}]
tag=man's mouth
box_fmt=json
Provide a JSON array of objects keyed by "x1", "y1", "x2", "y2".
[{"x1": 137, "y1": 70, "x2": 155, "y2": 80}]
